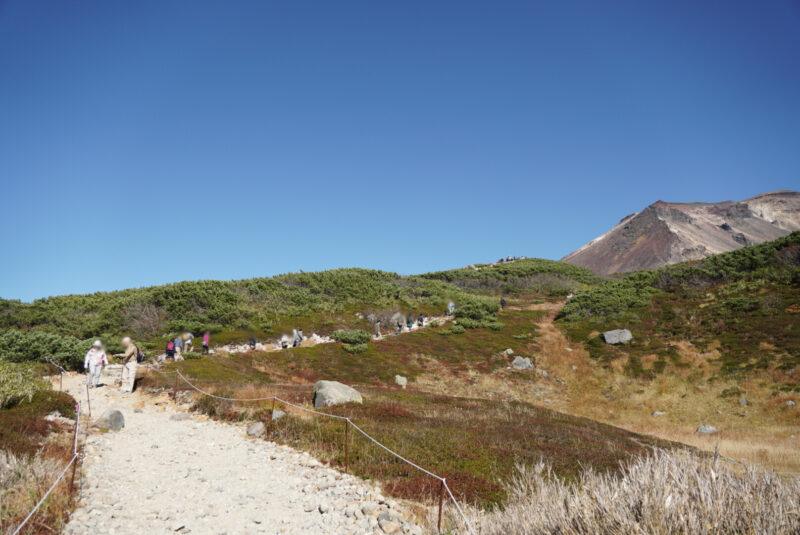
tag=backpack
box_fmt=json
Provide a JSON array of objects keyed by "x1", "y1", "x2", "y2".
[
  {"x1": 166, "y1": 340, "x2": 175, "y2": 352},
  {"x1": 136, "y1": 346, "x2": 146, "y2": 363}
]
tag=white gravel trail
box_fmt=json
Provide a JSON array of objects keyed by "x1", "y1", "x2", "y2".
[{"x1": 61, "y1": 373, "x2": 423, "y2": 535}]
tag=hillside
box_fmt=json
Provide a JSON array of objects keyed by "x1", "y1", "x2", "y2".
[
  {"x1": 0, "y1": 260, "x2": 598, "y2": 368},
  {"x1": 557, "y1": 231, "x2": 800, "y2": 388},
  {"x1": 562, "y1": 190, "x2": 800, "y2": 274}
]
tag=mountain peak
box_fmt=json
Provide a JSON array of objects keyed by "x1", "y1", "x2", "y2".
[{"x1": 562, "y1": 190, "x2": 800, "y2": 274}]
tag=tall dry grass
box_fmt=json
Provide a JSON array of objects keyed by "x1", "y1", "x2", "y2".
[
  {"x1": 463, "y1": 449, "x2": 800, "y2": 535},
  {"x1": 0, "y1": 450, "x2": 72, "y2": 535}
]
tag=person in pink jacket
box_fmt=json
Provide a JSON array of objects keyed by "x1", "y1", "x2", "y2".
[{"x1": 84, "y1": 340, "x2": 108, "y2": 388}]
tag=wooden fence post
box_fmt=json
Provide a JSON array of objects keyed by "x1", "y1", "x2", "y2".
[
  {"x1": 173, "y1": 373, "x2": 178, "y2": 400},
  {"x1": 69, "y1": 407, "x2": 79, "y2": 500},
  {"x1": 344, "y1": 420, "x2": 349, "y2": 474},
  {"x1": 437, "y1": 478, "x2": 445, "y2": 533},
  {"x1": 267, "y1": 398, "x2": 275, "y2": 438}
]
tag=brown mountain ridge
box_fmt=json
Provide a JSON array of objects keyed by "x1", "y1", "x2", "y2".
[{"x1": 561, "y1": 190, "x2": 800, "y2": 274}]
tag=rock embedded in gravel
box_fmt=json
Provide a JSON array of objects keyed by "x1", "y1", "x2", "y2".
[
  {"x1": 695, "y1": 424, "x2": 718, "y2": 435},
  {"x1": 247, "y1": 422, "x2": 265, "y2": 437},
  {"x1": 170, "y1": 413, "x2": 191, "y2": 421},
  {"x1": 378, "y1": 518, "x2": 401, "y2": 534},
  {"x1": 361, "y1": 502, "x2": 379, "y2": 516},
  {"x1": 93, "y1": 409, "x2": 125, "y2": 431}
]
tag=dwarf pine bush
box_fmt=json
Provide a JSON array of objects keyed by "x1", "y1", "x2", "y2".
[{"x1": 0, "y1": 362, "x2": 49, "y2": 408}]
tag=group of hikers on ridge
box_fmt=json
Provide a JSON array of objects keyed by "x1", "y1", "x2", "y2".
[{"x1": 164, "y1": 331, "x2": 211, "y2": 361}]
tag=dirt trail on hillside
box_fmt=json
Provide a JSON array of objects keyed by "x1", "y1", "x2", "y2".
[{"x1": 61, "y1": 373, "x2": 424, "y2": 535}]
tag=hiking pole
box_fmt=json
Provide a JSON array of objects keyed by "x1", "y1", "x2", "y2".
[{"x1": 85, "y1": 383, "x2": 92, "y2": 418}]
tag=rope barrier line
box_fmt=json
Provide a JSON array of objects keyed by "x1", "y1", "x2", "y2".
[
  {"x1": 11, "y1": 402, "x2": 83, "y2": 535},
  {"x1": 173, "y1": 370, "x2": 475, "y2": 534}
]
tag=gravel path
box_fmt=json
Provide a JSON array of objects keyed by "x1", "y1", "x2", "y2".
[{"x1": 61, "y1": 374, "x2": 424, "y2": 535}]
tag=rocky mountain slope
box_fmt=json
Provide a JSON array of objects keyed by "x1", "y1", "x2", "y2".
[{"x1": 562, "y1": 190, "x2": 800, "y2": 274}]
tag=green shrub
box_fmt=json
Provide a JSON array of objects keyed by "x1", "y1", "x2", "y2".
[
  {"x1": 439, "y1": 324, "x2": 466, "y2": 336},
  {"x1": 0, "y1": 329, "x2": 90, "y2": 369},
  {"x1": 331, "y1": 329, "x2": 372, "y2": 344},
  {"x1": 182, "y1": 352, "x2": 202, "y2": 360},
  {"x1": 0, "y1": 362, "x2": 50, "y2": 408},
  {"x1": 342, "y1": 343, "x2": 368, "y2": 354}
]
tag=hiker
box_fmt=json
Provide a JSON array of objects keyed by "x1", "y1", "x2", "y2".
[
  {"x1": 448, "y1": 301, "x2": 455, "y2": 315},
  {"x1": 280, "y1": 335, "x2": 290, "y2": 349},
  {"x1": 183, "y1": 332, "x2": 194, "y2": 352},
  {"x1": 397, "y1": 321, "x2": 403, "y2": 334},
  {"x1": 113, "y1": 337, "x2": 138, "y2": 394},
  {"x1": 417, "y1": 314, "x2": 424, "y2": 327},
  {"x1": 174, "y1": 335, "x2": 184, "y2": 361},
  {"x1": 84, "y1": 340, "x2": 108, "y2": 388},
  {"x1": 202, "y1": 331, "x2": 210, "y2": 354},
  {"x1": 249, "y1": 336, "x2": 256, "y2": 350},
  {"x1": 298, "y1": 329, "x2": 304, "y2": 343},
  {"x1": 500, "y1": 296, "x2": 506, "y2": 310},
  {"x1": 374, "y1": 320, "x2": 381, "y2": 339},
  {"x1": 165, "y1": 338, "x2": 176, "y2": 361},
  {"x1": 407, "y1": 313, "x2": 414, "y2": 330},
  {"x1": 293, "y1": 329, "x2": 303, "y2": 347}
]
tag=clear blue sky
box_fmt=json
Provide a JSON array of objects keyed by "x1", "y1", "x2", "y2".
[{"x1": 1, "y1": 1, "x2": 799, "y2": 301}]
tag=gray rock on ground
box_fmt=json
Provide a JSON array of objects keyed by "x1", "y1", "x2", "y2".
[
  {"x1": 504, "y1": 348, "x2": 514, "y2": 356},
  {"x1": 787, "y1": 400, "x2": 796, "y2": 407},
  {"x1": 272, "y1": 409, "x2": 286, "y2": 420},
  {"x1": 92, "y1": 409, "x2": 124, "y2": 431},
  {"x1": 602, "y1": 329, "x2": 633, "y2": 345},
  {"x1": 313, "y1": 380, "x2": 363, "y2": 408},
  {"x1": 394, "y1": 375, "x2": 408, "y2": 389},
  {"x1": 739, "y1": 397, "x2": 748, "y2": 406},
  {"x1": 695, "y1": 424, "x2": 718, "y2": 435},
  {"x1": 651, "y1": 411, "x2": 666, "y2": 417},
  {"x1": 247, "y1": 421, "x2": 265, "y2": 437},
  {"x1": 512, "y1": 356, "x2": 534, "y2": 370}
]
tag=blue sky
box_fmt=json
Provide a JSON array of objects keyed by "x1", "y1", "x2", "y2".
[{"x1": 1, "y1": 1, "x2": 798, "y2": 301}]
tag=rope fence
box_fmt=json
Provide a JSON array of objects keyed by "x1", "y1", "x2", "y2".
[
  {"x1": 11, "y1": 401, "x2": 83, "y2": 535},
  {"x1": 174, "y1": 370, "x2": 475, "y2": 534}
]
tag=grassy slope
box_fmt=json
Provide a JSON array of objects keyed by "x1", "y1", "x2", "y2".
[{"x1": 556, "y1": 232, "x2": 800, "y2": 391}]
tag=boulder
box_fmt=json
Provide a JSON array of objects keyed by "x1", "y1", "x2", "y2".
[
  {"x1": 93, "y1": 409, "x2": 124, "y2": 431},
  {"x1": 601, "y1": 329, "x2": 633, "y2": 345},
  {"x1": 247, "y1": 422, "x2": 265, "y2": 437},
  {"x1": 695, "y1": 424, "x2": 718, "y2": 435},
  {"x1": 512, "y1": 356, "x2": 534, "y2": 370},
  {"x1": 394, "y1": 375, "x2": 408, "y2": 389},
  {"x1": 787, "y1": 400, "x2": 796, "y2": 407},
  {"x1": 313, "y1": 380, "x2": 363, "y2": 408},
  {"x1": 272, "y1": 409, "x2": 286, "y2": 421}
]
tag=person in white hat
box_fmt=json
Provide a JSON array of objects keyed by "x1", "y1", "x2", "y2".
[{"x1": 84, "y1": 340, "x2": 108, "y2": 388}]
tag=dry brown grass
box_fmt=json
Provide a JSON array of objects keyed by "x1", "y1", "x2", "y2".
[
  {"x1": 463, "y1": 449, "x2": 800, "y2": 534},
  {"x1": 0, "y1": 450, "x2": 73, "y2": 535}
]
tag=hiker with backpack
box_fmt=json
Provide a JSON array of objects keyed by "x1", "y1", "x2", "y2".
[
  {"x1": 407, "y1": 313, "x2": 414, "y2": 330},
  {"x1": 249, "y1": 336, "x2": 257, "y2": 350},
  {"x1": 183, "y1": 332, "x2": 194, "y2": 352},
  {"x1": 174, "y1": 335, "x2": 184, "y2": 361},
  {"x1": 113, "y1": 337, "x2": 140, "y2": 394},
  {"x1": 165, "y1": 339, "x2": 176, "y2": 361},
  {"x1": 202, "y1": 331, "x2": 210, "y2": 354},
  {"x1": 84, "y1": 340, "x2": 108, "y2": 388},
  {"x1": 500, "y1": 296, "x2": 506, "y2": 310}
]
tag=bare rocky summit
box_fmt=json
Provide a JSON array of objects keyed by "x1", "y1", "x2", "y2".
[{"x1": 562, "y1": 190, "x2": 800, "y2": 274}]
